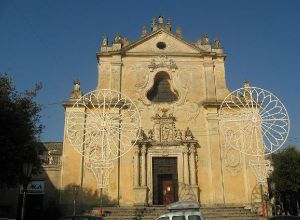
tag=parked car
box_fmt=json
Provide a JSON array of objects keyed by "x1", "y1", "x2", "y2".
[
  {"x1": 58, "y1": 215, "x2": 102, "y2": 220},
  {"x1": 269, "y1": 216, "x2": 300, "y2": 220},
  {"x1": 156, "y1": 201, "x2": 205, "y2": 220}
]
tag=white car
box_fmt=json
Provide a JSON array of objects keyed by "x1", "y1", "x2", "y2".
[{"x1": 156, "y1": 201, "x2": 205, "y2": 220}]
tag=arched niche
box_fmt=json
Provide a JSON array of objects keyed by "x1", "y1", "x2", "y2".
[{"x1": 146, "y1": 71, "x2": 179, "y2": 103}]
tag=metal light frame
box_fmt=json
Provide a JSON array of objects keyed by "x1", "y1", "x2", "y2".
[
  {"x1": 66, "y1": 89, "x2": 141, "y2": 188},
  {"x1": 219, "y1": 86, "x2": 290, "y2": 156}
]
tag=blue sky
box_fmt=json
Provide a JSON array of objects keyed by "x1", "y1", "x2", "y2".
[{"x1": 0, "y1": 0, "x2": 299, "y2": 147}]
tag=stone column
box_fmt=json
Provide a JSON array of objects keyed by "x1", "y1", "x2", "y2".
[
  {"x1": 183, "y1": 145, "x2": 190, "y2": 185},
  {"x1": 134, "y1": 145, "x2": 140, "y2": 187},
  {"x1": 141, "y1": 144, "x2": 147, "y2": 186},
  {"x1": 189, "y1": 143, "x2": 197, "y2": 185}
]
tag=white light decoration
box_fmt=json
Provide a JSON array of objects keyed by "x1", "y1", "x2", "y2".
[
  {"x1": 85, "y1": 161, "x2": 113, "y2": 188},
  {"x1": 249, "y1": 157, "x2": 272, "y2": 184},
  {"x1": 66, "y1": 89, "x2": 141, "y2": 188},
  {"x1": 219, "y1": 86, "x2": 289, "y2": 156}
]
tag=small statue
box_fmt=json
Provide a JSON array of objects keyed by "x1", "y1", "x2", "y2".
[
  {"x1": 48, "y1": 156, "x2": 54, "y2": 165},
  {"x1": 114, "y1": 33, "x2": 121, "y2": 44},
  {"x1": 151, "y1": 17, "x2": 157, "y2": 31},
  {"x1": 148, "y1": 129, "x2": 153, "y2": 140},
  {"x1": 195, "y1": 38, "x2": 202, "y2": 47},
  {"x1": 176, "y1": 129, "x2": 183, "y2": 140},
  {"x1": 185, "y1": 127, "x2": 194, "y2": 140},
  {"x1": 202, "y1": 33, "x2": 210, "y2": 45},
  {"x1": 175, "y1": 26, "x2": 182, "y2": 38},
  {"x1": 166, "y1": 17, "x2": 171, "y2": 31},
  {"x1": 214, "y1": 37, "x2": 222, "y2": 49},
  {"x1": 73, "y1": 80, "x2": 81, "y2": 91},
  {"x1": 158, "y1": 15, "x2": 164, "y2": 25},
  {"x1": 70, "y1": 80, "x2": 83, "y2": 100},
  {"x1": 141, "y1": 25, "x2": 147, "y2": 37},
  {"x1": 138, "y1": 129, "x2": 147, "y2": 141},
  {"x1": 102, "y1": 35, "x2": 108, "y2": 46}
]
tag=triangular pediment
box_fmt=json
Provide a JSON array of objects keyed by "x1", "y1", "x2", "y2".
[{"x1": 124, "y1": 29, "x2": 204, "y2": 54}]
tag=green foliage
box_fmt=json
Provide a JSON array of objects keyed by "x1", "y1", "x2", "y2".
[
  {"x1": 0, "y1": 74, "x2": 43, "y2": 187},
  {"x1": 269, "y1": 146, "x2": 300, "y2": 193}
]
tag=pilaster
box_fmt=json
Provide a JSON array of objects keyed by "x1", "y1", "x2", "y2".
[{"x1": 203, "y1": 58, "x2": 216, "y2": 102}]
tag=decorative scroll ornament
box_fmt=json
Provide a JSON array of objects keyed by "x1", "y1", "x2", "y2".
[
  {"x1": 223, "y1": 146, "x2": 242, "y2": 176},
  {"x1": 66, "y1": 89, "x2": 141, "y2": 188},
  {"x1": 219, "y1": 86, "x2": 290, "y2": 156},
  {"x1": 148, "y1": 55, "x2": 178, "y2": 72}
]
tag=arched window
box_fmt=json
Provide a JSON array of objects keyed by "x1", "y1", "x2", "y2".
[{"x1": 147, "y1": 72, "x2": 178, "y2": 103}]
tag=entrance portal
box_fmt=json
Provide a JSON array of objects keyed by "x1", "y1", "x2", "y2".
[{"x1": 152, "y1": 157, "x2": 178, "y2": 205}]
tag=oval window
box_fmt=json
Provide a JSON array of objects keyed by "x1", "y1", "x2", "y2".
[{"x1": 156, "y1": 42, "x2": 167, "y2": 49}]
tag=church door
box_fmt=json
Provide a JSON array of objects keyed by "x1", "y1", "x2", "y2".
[{"x1": 152, "y1": 157, "x2": 178, "y2": 205}]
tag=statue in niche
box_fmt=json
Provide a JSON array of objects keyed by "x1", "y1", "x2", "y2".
[{"x1": 162, "y1": 124, "x2": 171, "y2": 141}]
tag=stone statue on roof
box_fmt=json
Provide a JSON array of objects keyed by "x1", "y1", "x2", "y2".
[
  {"x1": 151, "y1": 17, "x2": 157, "y2": 31},
  {"x1": 214, "y1": 37, "x2": 222, "y2": 49},
  {"x1": 102, "y1": 35, "x2": 108, "y2": 46}
]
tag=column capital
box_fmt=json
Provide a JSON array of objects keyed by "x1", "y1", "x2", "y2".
[
  {"x1": 141, "y1": 145, "x2": 147, "y2": 154},
  {"x1": 134, "y1": 145, "x2": 140, "y2": 155}
]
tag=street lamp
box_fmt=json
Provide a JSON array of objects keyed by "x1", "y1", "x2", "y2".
[
  {"x1": 72, "y1": 184, "x2": 80, "y2": 215},
  {"x1": 21, "y1": 161, "x2": 33, "y2": 220}
]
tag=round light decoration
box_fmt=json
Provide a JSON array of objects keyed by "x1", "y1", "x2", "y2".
[
  {"x1": 219, "y1": 86, "x2": 289, "y2": 156},
  {"x1": 66, "y1": 89, "x2": 141, "y2": 163}
]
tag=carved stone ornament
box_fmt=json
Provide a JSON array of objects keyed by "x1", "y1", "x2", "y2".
[
  {"x1": 223, "y1": 146, "x2": 242, "y2": 176},
  {"x1": 148, "y1": 55, "x2": 178, "y2": 72},
  {"x1": 148, "y1": 108, "x2": 189, "y2": 146}
]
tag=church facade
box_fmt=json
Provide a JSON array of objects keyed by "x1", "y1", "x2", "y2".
[{"x1": 60, "y1": 16, "x2": 257, "y2": 209}]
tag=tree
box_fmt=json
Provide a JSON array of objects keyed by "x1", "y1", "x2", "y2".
[
  {"x1": 270, "y1": 146, "x2": 300, "y2": 193},
  {"x1": 269, "y1": 146, "x2": 300, "y2": 215},
  {"x1": 0, "y1": 74, "x2": 43, "y2": 187}
]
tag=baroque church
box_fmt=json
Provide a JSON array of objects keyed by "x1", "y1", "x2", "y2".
[
  {"x1": 0, "y1": 16, "x2": 260, "y2": 218},
  {"x1": 60, "y1": 15, "x2": 257, "y2": 208}
]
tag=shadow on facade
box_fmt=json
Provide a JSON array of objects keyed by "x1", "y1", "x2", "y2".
[{"x1": 0, "y1": 142, "x2": 116, "y2": 220}]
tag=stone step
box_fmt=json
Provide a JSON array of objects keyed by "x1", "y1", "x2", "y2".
[{"x1": 86, "y1": 206, "x2": 262, "y2": 220}]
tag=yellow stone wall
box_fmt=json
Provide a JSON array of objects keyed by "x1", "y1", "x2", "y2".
[{"x1": 61, "y1": 28, "x2": 258, "y2": 207}]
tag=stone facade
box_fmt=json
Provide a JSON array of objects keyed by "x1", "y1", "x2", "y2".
[{"x1": 59, "y1": 16, "x2": 258, "y2": 209}]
